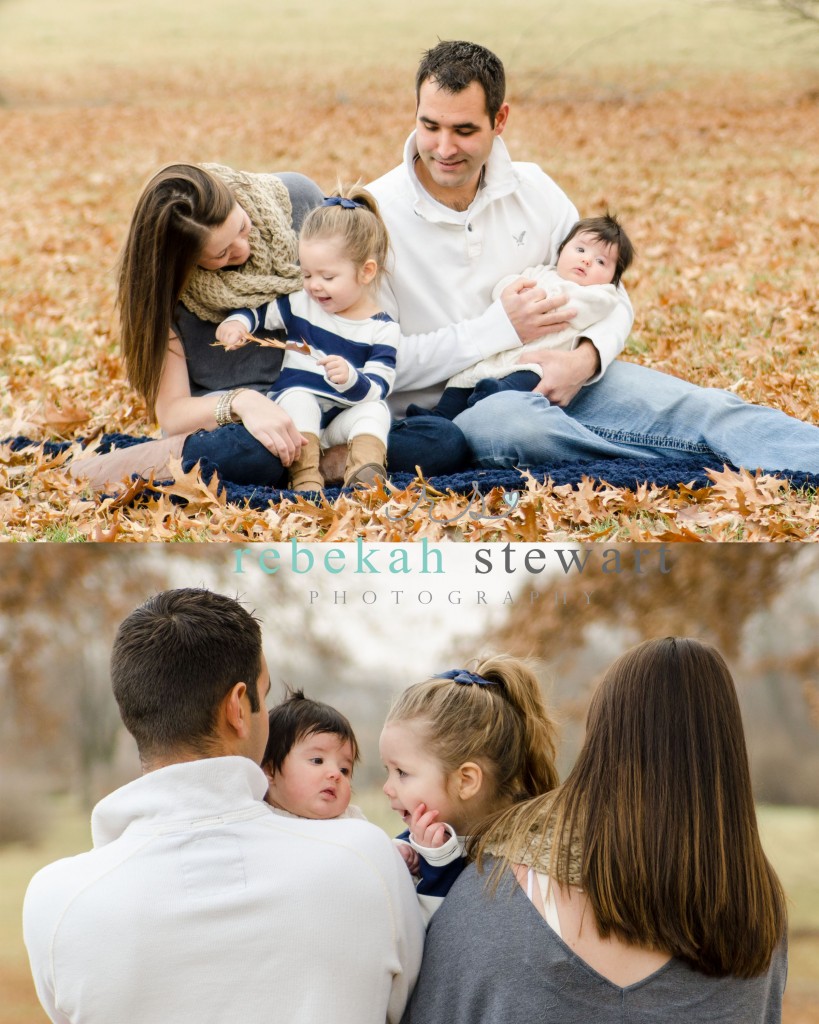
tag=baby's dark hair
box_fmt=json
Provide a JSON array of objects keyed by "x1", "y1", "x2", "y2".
[
  {"x1": 263, "y1": 688, "x2": 360, "y2": 774},
  {"x1": 557, "y1": 213, "x2": 634, "y2": 286}
]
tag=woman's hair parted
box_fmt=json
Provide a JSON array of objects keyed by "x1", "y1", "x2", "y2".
[
  {"x1": 472, "y1": 637, "x2": 786, "y2": 979},
  {"x1": 385, "y1": 655, "x2": 558, "y2": 813},
  {"x1": 116, "y1": 164, "x2": 235, "y2": 417},
  {"x1": 263, "y1": 687, "x2": 360, "y2": 775},
  {"x1": 299, "y1": 184, "x2": 391, "y2": 289}
]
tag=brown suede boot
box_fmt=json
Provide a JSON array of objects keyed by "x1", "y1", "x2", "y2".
[
  {"x1": 67, "y1": 434, "x2": 186, "y2": 491},
  {"x1": 344, "y1": 434, "x2": 387, "y2": 487},
  {"x1": 288, "y1": 433, "x2": 324, "y2": 492}
]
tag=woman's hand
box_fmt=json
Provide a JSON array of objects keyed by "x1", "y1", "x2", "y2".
[
  {"x1": 231, "y1": 389, "x2": 307, "y2": 466},
  {"x1": 215, "y1": 320, "x2": 249, "y2": 350},
  {"x1": 318, "y1": 355, "x2": 355, "y2": 388},
  {"x1": 408, "y1": 803, "x2": 450, "y2": 849}
]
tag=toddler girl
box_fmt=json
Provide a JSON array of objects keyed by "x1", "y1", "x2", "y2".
[
  {"x1": 217, "y1": 186, "x2": 397, "y2": 491},
  {"x1": 379, "y1": 656, "x2": 558, "y2": 921},
  {"x1": 263, "y1": 689, "x2": 364, "y2": 820}
]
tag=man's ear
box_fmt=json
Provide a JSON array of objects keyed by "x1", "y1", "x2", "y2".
[
  {"x1": 493, "y1": 102, "x2": 510, "y2": 136},
  {"x1": 222, "y1": 681, "x2": 252, "y2": 740},
  {"x1": 454, "y1": 762, "x2": 483, "y2": 802}
]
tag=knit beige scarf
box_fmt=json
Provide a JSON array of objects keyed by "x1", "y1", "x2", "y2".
[
  {"x1": 181, "y1": 163, "x2": 303, "y2": 323},
  {"x1": 485, "y1": 798, "x2": 584, "y2": 888}
]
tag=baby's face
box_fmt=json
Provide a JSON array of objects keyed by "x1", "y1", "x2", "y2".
[
  {"x1": 556, "y1": 231, "x2": 618, "y2": 287},
  {"x1": 264, "y1": 732, "x2": 354, "y2": 819}
]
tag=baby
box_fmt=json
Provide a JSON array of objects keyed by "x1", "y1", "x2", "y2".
[
  {"x1": 262, "y1": 689, "x2": 364, "y2": 820},
  {"x1": 430, "y1": 213, "x2": 634, "y2": 419}
]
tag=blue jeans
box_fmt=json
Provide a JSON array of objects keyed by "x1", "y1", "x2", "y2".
[
  {"x1": 182, "y1": 423, "x2": 288, "y2": 486},
  {"x1": 455, "y1": 361, "x2": 819, "y2": 473},
  {"x1": 182, "y1": 415, "x2": 470, "y2": 484},
  {"x1": 388, "y1": 415, "x2": 470, "y2": 475}
]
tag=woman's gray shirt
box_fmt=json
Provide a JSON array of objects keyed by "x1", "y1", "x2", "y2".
[
  {"x1": 402, "y1": 863, "x2": 786, "y2": 1024},
  {"x1": 172, "y1": 304, "x2": 283, "y2": 397}
]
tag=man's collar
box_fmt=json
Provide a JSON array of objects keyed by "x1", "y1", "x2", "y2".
[{"x1": 403, "y1": 131, "x2": 517, "y2": 220}]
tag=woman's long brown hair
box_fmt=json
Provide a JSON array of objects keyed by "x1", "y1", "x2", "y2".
[
  {"x1": 473, "y1": 637, "x2": 786, "y2": 978},
  {"x1": 116, "y1": 164, "x2": 234, "y2": 418}
]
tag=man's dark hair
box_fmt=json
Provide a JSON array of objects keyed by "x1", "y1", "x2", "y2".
[
  {"x1": 263, "y1": 689, "x2": 360, "y2": 775},
  {"x1": 557, "y1": 213, "x2": 635, "y2": 287},
  {"x1": 111, "y1": 588, "x2": 263, "y2": 759},
  {"x1": 415, "y1": 40, "x2": 506, "y2": 124}
]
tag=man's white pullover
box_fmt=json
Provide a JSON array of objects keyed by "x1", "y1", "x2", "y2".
[
  {"x1": 368, "y1": 133, "x2": 633, "y2": 414},
  {"x1": 24, "y1": 757, "x2": 423, "y2": 1024}
]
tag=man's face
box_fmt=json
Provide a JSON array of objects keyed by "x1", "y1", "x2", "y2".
[{"x1": 414, "y1": 79, "x2": 508, "y2": 203}]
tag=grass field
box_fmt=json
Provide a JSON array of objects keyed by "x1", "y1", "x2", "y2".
[
  {"x1": 2, "y1": 796, "x2": 817, "y2": 1022},
  {"x1": 1, "y1": 0, "x2": 818, "y2": 540}
]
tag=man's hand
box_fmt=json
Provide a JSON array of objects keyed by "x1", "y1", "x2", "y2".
[
  {"x1": 500, "y1": 278, "x2": 576, "y2": 343},
  {"x1": 231, "y1": 389, "x2": 307, "y2": 466},
  {"x1": 318, "y1": 355, "x2": 354, "y2": 388},
  {"x1": 408, "y1": 802, "x2": 450, "y2": 849},
  {"x1": 521, "y1": 339, "x2": 601, "y2": 407},
  {"x1": 215, "y1": 320, "x2": 249, "y2": 350}
]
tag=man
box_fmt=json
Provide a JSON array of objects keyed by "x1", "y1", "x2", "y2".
[
  {"x1": 370, "y1": 40, "x2": 819, "y2": 474},
  {"x1": 23, "y1": 589, "x2": 423, "y2": 1024}
]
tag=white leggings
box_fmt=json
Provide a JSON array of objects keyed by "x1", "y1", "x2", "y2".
[{"x1": 277, "y1": 392, "x2": 391, "y2": 447}]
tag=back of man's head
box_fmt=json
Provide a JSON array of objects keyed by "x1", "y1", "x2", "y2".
[
  {"x1": 111, "y1": 588, "x2": 262, "y2": 763},
  {"x1": 415, "y1": 40, "x2": 506, "y2": 123}
]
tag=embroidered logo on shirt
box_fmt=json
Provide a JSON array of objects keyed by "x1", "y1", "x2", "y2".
[{"x1": 513, "y1": 230, "x2": 527, "y2": 246}]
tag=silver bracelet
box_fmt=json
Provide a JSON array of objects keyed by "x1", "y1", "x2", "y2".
[{"x1": 215, "y1": 388, "x2": 243, "y2": 427}]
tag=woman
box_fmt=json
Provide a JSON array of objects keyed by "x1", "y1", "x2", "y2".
[
  {"x1": 70, "y1": 162, "x2": 468, "y2": 490},
  {"x1": 403, "y1": 637, "x2": 787, "y2": 1024}
]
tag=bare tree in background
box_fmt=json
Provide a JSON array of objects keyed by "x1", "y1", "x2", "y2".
[
  {"x1": 762, "y1": 0, "x2": 819, "y2": 26},
  {"x1": 480, "y1": 545, "x2": 819, "y2": 802},
  {"x1": 0, "y1": 548, "x2": 344, "y2": 803}
]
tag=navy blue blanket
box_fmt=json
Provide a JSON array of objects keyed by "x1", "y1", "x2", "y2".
[{"x1": 9, "y1": 434, "x2": 816, "y2": 509}]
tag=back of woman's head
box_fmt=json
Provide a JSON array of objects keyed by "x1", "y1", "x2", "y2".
[
  {"x1": 386, "y1": 654, "x2": 558, "y2": 813},
  {"x1": 478, "y1": 637, "x2": 786, "y2": 978},
  {"x1": 300, "y1": 184, "x2": 390, "y2": 288},
  {"x1": 117, "y1": 164, "x2": 235, "y2": 416}
]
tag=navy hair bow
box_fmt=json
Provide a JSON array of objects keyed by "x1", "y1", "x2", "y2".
[
  {"x1": 322, "y1": 196, "x2": 364, "y2": 209},
  {"x1": 434, "y1": 669, "x2": 496, "y2": 687}
]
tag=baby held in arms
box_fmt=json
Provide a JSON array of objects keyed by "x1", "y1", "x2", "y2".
[
  {"x1": 262, "y1": 688, "x2": 418, "y2": 873},
  {"x1": 262, "y1": 689, "x2": 366, "y2": 820},
  {"x1": 429, "y1": 214, "x2": 634, "y2": 420}
]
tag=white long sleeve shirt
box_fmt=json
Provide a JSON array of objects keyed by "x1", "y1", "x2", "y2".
[
  {"x1": 23, "y1": 757, "x2": 423, "y2": 1024},
  {"x1": 368, "y1": 133, "x2": 633, "y2": 415},
  {"x1": 447, "y1": 267, "x2": 618, "y2": 389}
]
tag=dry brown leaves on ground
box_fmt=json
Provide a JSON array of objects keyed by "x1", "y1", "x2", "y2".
[
  {"x1": 3, "y1": 441, "x2": 816, "y2": 541},
  {"x1": 1, "y1": 70, "x2": 817, "y2": 540}
]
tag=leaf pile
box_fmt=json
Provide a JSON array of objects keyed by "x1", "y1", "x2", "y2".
[{"x1": 1, "y1": 69, "x2": 817, "y2": 540}]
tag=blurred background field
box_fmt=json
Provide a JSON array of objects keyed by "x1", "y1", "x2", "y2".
[
  {"x1": 1, "y1": 0, "x2": 818, "y2": 538},
  {"x1": 1, "y1": 543, "x2": 818, "y2": 1020}
]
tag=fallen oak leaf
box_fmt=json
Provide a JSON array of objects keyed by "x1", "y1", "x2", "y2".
[
  {"x1": 37, "y1": 397, "x2": 92, "y2": 434},
  {"x1": 91, "y1": 512, "x2": 121, "y2": 542},
  {"x1": 153, "y1": 458, "x2": 226, "y2": 509},
  {"x1": 210, "y1": 332, "x2": 311, "y2": 354}
]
